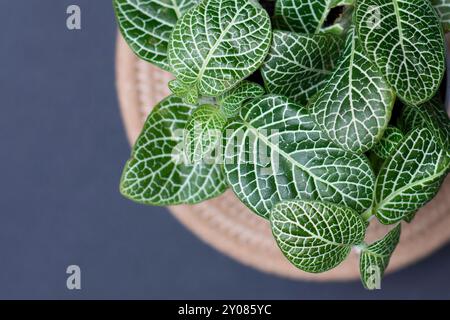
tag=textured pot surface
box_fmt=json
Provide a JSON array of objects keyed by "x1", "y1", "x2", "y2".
[{"x1": 116, "y1": 35, "x2": 450, "y2": 281}]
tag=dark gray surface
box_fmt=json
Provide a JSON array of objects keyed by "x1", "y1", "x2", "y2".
[{"x1": 0, "y1": 0, "x2": 450, "y2": 299}]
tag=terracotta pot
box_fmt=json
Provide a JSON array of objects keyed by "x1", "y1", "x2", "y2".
[{"x1": 115, "y1": 34, "x2": 450, "y2": 281}]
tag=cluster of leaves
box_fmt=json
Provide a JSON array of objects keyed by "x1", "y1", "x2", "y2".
[{"x1": 114, "y1": 0, "x2": 450, "y2": 289}]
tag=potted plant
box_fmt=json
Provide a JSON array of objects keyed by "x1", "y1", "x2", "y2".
[{"x1": 113, "y1": 0, "x2": 450, "y2": 288}]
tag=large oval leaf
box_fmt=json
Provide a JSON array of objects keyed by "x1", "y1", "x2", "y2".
[
  {"x1": 311, "y1": 27, "x2": 395, "y2": 154},
  {"x1": 120, "y1": 95, "x2": 228, "y2": 205},
  {"x1": 355, "y1": 0, "x2": 445, "y2": 104},
  {"x1": 359, "y1": 224, "x2": 401, "y2": 289},
  {"x1": 374, "y1": 128, "x2": 450, "y2": 224},
  {"x1": 273, "y1": 0, "x2": 353, "y2": 34},
  {"x1": 261, "y1": 31, "x2": 342, "y2": 105},
  {"x1": 224, "y1": 95, "x2": 375, "y2": 219},
  {"x1": 113, "y1": 0, "x2": 198, "y2": 70},
  {"x1": 271, "y1": 200, "x2": 366, "y2": 273},
  {"x1": 168, "y1": 0, "x2": 272, "y2": 98}
]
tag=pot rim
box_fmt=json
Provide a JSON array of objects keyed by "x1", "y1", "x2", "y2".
[{"x1": 115, "y1": 34, "x2": 450, "y2": 282}]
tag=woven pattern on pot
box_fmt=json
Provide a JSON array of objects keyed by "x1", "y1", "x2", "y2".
[{"x1": 116, "y1": 35, "x2": 450, "y2": 281}]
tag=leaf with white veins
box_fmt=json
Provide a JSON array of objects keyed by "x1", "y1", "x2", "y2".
[
  {"x1": 400, "y1": 97, "x2": 450, "y2": 150},
  {"x1": 374, "y1": 128, "x2": 450, "y2": 224},
  {"x1": 184, "y1": 104, "x2": 227, "y2": 162},
  {"x1": 114, "y1": 0, "x2": 198, "y2": 70},
  {"x1": 168, "y1": 0, "x2": 272, "y2": 99},
  {"x1": 360, "y1": 224, "x2": 401, "y2": 289},
  {"x1": 224, "y1": 95, "x2": 375, "y2": 219},
  {"x1": 120, "y1": 95, "x2": 228, "y2": 205},
  {"x1": 372, "y1": 126, "x2": 405, "y2": 159},
  {"x1": 261, "y1": 31, "x2": 342, "y2": 105},
  {"x1": 218, "y1": 81, "x2": 264, "y2": 118},
  {"x1": 311, "y1": 27, "x2": 395, "y2": 154},
  {"x1": 273, "y1": 0, "x2": 354, "y2": 34},
  {"x1": 355, "y1": 0, "x2": 445, "y2": 104},
  {"x1": 432, "y1": 0, "x2": 450, "y2": 31},
  {"x1": 271, "y1": 200, "x2": 366, "y2": 273}
]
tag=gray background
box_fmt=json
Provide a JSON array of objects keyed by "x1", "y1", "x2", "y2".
[{"x1": 0, "y1": 0, "x2": 449, "y2": 299}]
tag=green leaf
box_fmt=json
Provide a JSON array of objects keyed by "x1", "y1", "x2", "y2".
[
  {"x1": 168, "y1": 0, "x2": 272, "y2": 99},
  {"x1": 359, "y1": 224, "x2": 401, "y2": 289},
  {"x1": 374, "y1": 128, "x2": 450, "y2": 224},
  {"x1": 399, "y1": 97, "x2": 450, "y2": 150},
  {"x1": 273, "y1": 0, "x2": 354, "y2": 34},
  {"x1": 367, "y1": 151, "x2": 385, "y2": 175},
  {"x1": 184, "y1": 104, "x2": 227, "y2": 162},
  {"x1": 168, "y1": 79, "x2": 199, "y2": 104},
  {"x1": 270, "y1": 200, "x2": 366, "y2": 273},
  {"x1": 224, "y1": 95, "x2": 375, "y2": 219},
  {"x1": 355, "y1": 0, "x2": 445, "y2": 104},
  {"x1": 432, "y1": 0, "x2": 450, "y2": 31},
  {"x1": 319, "y1": 23, "x2": 346, "y2": 36},
  {"x1": 403, "y1": 210, "x2": 417, "y2": 223},
  {"x1": 120, "y1": 95, "x2": 228, "y2": 205},
  {"x1": 372, "y1": 126, "x2": 405, "y2": 159},
  {"x1": 310, "y1": 27, "x2": 395, "y2": 154},
  {"x1": 218, "y1": 81, "x2": 264, "y2": 118},
  {"x1": 113, "y1": 0, "x2": 198, "y2": 71},
  {"x1": 261, "y1": 31, "x2": 342, "y2": 105}
]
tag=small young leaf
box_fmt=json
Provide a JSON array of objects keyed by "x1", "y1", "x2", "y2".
[
  {"x1": 400, "y1": 97, "x2": 450, "y2": 150},
  {"x1": 359, "y1": 224, "x2": 401, "y2": 289},
  {"x1": 261, "y1": 31, "x2": 342, "y2": 105},
  {"x1": 113, "y1": 0, "x2": 198, "y2": 71},
  {"x1": 224, "y1": 95, "x2": 375, "y2": 219},
  {"x1": 168, "y1": 79, "x2": 199, "y2": 104},
  {"x1": 372, "y1": 126, "x2": 405, "y2": 159},
  {"x1": 218, "y1": 81, "x2": 264, "y2": 118},
  {"x1": 374, "y1": 128, "x2": 450, "y2": 224},
  {"x1": 271, "y1": 200, "x2": 366, "y2": 273},
  {"x1": 168, "y1": 0, "x2": 272, "y2": 99},
  {"x1": 273, "y1": 0, "x2": 354, "y2": 34},
  {"x1": 355, "y1": 0, "x2": 445, "y2": 104},
  {"x1": 184, "y1": 105, "x2": 227, "y2": 162},
  {"x1": 432, "y1": 0, "x2": 450, "y2": 31},
  {"x1": 311, "y1": 27, "x2": 395, "y2": 154},
  {"x1": 120, "y1": 95, "x2": 228, "y2": 205}
]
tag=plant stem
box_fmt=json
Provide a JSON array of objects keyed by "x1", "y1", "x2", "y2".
[
  {"x1": 352, "y1": 242, "x2": 367, "y2": 254},
  {"x1": 361, "y1": 206, "x2": 374, "y2": 222}
]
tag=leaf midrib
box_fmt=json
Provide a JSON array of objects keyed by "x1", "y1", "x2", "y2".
[
  {"x1": 243, "y1": 120, "x2": 357, "y2": 205},
  {"x1": 375, "y1": 158, "x2": 447, "y2": 211},
  {"x1": 314, "y1": 0, "x2": 332, "y2": 34},
  {"x1": 362, "y1": 248, "x2": 389, "y2": 260},
  {"x1": 196, "y1": 5, "x2": 245, "y2": 84},
  {"x1": 392, "y1": 0, "x2": 405, "y2": 55},
  {"x1": 275, "y1": 209, "x2": 346, "y2": 248},
  {"x1": 390, "y1": 0, "x2": 429, "y2": 96},
  {"x1": 170, "y1": 0, "x2": 182, "y2": 19},
  {"x1": 346, "y1": 31, "x2": 360, "y2": 147},
  {"x1": 276, "y1": 219, "x2": 345, "y2": 247}
]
